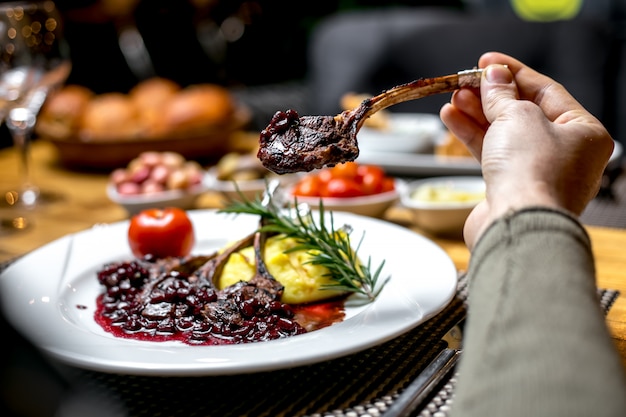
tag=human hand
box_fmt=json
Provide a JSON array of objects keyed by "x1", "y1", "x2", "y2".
[{"x1": 440, "y1": 52, "x2": 614, "y2": 248}]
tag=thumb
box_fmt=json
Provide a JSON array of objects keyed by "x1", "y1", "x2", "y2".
[{"x1": 481, "y1": 64, "x2": 519, "y2": 123}]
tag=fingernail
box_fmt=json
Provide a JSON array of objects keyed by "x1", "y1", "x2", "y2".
[{"x1": 485, "y1": 65, "x2": 513, "y2": 84}]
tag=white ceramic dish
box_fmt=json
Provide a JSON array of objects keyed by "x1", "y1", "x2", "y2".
[
  {"x1": 0, "y1": 209, "x2": 457, "y2": 376},
  {"x1": 204, "y1": 167, "x2": 298, "y2": 202},
  {"x1": 357, "y1": 113, "x2": 445, "y2": 154},
  {"x1": 357, "y1": 152, "x2": 481, "y2": 176},
  {"x1": 106, "y1": 182, "x2": 207, "y2": 215},
  {"x1": 400, "y1": 176, "x2": 486, "y2": 236},
  {"x1": 359, "y1": 139, "x2": 624, "y2": 177},
  {"x1": 284, "y1": 179, "x2": 404, "y2": 218}
]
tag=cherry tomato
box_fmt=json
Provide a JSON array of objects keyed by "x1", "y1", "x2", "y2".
[
  {"x1": 292, "y1": 175, "x2": 322, "y2": 197},
  {"x1": 323, "y1": 177, "x2": 363, "y2": 198},
  {"x1": 357, "y1": 165, "x2": 386, "y2": 195},
  {"x1": 291, "y1": 163, "x2": 393, "y2": 199},
  {"x1": 380, "y1": 177, "x2": 396, "y2": 193},
  {"x1": 329, "y1": 162, "x2": 359, "y2": 179},
  {"x1": 317, "y1": 168, "x2": 334, "y2": 185},
  {"x1": 356, "y1": 164, "x2": 385, "y2": 181},
  {"x1": 128, "y1": 207, "x2": 195, "y2": 259}
]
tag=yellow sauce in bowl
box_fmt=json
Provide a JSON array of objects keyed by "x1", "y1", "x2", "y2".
[{"x1": 411, "y1": 183, "x2": 485, "y2": 204}]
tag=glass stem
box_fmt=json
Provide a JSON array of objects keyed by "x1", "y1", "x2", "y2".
[{"x1": 7, "y1": 107, "x2": 38, "y2": 206}]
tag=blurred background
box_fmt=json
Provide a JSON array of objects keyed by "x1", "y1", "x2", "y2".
[{"x1": 2, "y1": 0, "x2": 625, "y2": 152}]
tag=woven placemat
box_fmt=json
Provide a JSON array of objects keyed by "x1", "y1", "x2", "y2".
[{"x1": 51, "y1": 274, "x2": 617, "y2": 417}]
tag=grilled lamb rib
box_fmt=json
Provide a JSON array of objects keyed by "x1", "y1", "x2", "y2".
[{"x1": 257, "y1": 69, "x2": 483, "y2": 174}]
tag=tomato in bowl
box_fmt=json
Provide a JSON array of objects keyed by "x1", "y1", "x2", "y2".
[{"x1": 287, "y1": 162, "x2": 401, "y2": 218}]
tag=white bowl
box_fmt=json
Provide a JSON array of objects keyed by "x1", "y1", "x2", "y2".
[
  {"x1": 282, "y1": 179, "x2": 403, "y2": 218},
  {"x1": 400, "y1": 176, "x2": 486, "y2": 236},
  {"x1": 204, "y1": 167, "x2": 299, "y2": 202},
  {"x1": 106, "y1": 182, "x2": 206, "y2": 216},
  {"x1": 357, "y1": 113, "x2": 445, "y2": 154}
]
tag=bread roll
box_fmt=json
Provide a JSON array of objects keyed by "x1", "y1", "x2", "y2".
[
  {"x1": 158, "y1": 84, "x2": 236, "y2": 135},
  {"x1": 80, "y1": 93, "x2": 142, "y2": 141},
  {"x1": 37, "y1": 85, "x2": 94, "y2": 139},
  {"x1": 38, "y1": 79, "x2": 238, "y2": 141},
  {"x1": 130, "y1": 77, "x2": 180, "y2": 109},
  {"x1": 130, "y1": 77, "x2": 181, "y2": 136}
]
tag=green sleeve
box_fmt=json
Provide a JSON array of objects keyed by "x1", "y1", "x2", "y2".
[{"x1": 450, "y1": 208, "x2": 626, "y2": 417}]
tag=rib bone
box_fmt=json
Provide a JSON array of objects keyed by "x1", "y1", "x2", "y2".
[{"x1": 257, "y1": 69, "x2": 483, "y2": 174}]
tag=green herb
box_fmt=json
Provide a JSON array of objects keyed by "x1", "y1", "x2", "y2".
[{"x1": 219, "y1": 193, "x2": 388, "y2": 301}]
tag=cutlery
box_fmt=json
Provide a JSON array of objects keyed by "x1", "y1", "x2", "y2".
[{"x1": 383, "y1": 316, "x2": 465, "y2": 417}]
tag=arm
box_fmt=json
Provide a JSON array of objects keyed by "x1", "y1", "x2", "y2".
[
  {"x1": 439, "y1": 52, "x2": 626, "y2": 416},
  {"x1": 451, "y1": 208, "x2": 626, "y2": 416}
]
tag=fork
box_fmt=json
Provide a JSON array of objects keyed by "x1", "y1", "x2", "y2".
[{"x1": 382, "y1": 317, "x2": 465, "y2": 417}]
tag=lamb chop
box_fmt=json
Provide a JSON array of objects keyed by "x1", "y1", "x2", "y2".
[
  {"x1": 200, "y1": 228, "x2": 286, "y2": 328},
  {"x1": 123, "y1": 225, "x2": 303, "y2": 342},
  {"x1": 257, "y1": 69, "x2": 484, "y2": 174}
]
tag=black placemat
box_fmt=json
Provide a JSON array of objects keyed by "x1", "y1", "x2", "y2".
[
  {"x1": 49, "y1": 274, "x2": 617, "y2": 417},
  {"x1": 56, "y1": 284, "x2": 467, "y2": 417}
]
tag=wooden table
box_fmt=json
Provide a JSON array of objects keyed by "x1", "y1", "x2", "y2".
[{"x1": 1, "y1": 140, "x2": 625, "y2": 370}]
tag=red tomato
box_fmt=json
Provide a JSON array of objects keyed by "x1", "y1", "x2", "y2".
[
  {"x1": 317, "y1": 168, "x2": 334, "y2": 185},
  {"x1": 357, "y1": 165, "x2": 386, "y2": 195},
  {"x1": 356, "y1": 164, "x2": 385, "y2": 181},
  {"x1": 380, "y1": 177, "x2": 396, "y2": 193},
  {"x1": 323, "y1": 178, "x2": 363, "y2": 198},
  {"x1": 292, "y1": 175, "x2": 322, "y2": 197},
  {"x1": 128, "y1": 207, "x2": 195, "y2": 259},
  {"x1": 329, "y1": 162, "x2": 359, "y2": 179}
]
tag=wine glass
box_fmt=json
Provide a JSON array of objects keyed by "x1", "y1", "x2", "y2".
[{"x1": 0, "y1": 1, "x2": 71, "y2": 230}]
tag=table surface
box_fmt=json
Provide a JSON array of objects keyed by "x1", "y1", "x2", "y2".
[{"x1": 1, "y1": 139, "x2": 625, "y2": 375}]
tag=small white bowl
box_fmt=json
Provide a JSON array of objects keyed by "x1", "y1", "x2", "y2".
[
  {"x1": 357, "y1": 113, "x2": 445, "y2": 154},
  {"x1": 282, "y1": 179, "x2": 403, "y2": 218},
  {"x1": 106, "y1": 182, "x2": 206, "y2": 216},
  {"x1": 400, "y1": 176, "x2": 485, "y2": 236},
  {"x1": 204, "y1": 167, "x2": 299, "y2": 202}
]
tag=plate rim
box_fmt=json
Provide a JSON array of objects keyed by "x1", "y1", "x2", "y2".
[{"x1": 358, "y1": 137, "x2": 622, "y2": 177}]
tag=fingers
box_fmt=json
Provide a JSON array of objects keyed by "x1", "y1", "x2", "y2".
[
  {"x1": 478, "y1": 52, "x2": 526, "y2": 76},
  {"x1": 440, "y1": 86, "x2": 489, "y2": 159},
  {"x1": 478, "y1": 52, "x2": 585, "y2": 121},
  {"x1": 452, "y1": 88, "x2": 486, "y2": 125},
  {"x1": 480, "y1": 64, "x2": 519, "y2": 124},
  {"x1": 440, "y1": 63, "x2": 520, "y2": 159},
  {"x1": 439, "y1": 103, "x2": 484, "y2": 160}
]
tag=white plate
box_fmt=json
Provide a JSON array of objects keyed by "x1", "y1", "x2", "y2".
[
  {"x1": 359, "y1": 138, "x2": 623, "y2": 177},
  {"x1": 356, "y1": 112, "x2": 473, "y2": 176},
  {"x1": 0, "y1": 209, "x2": 457, "y2": 376},
  {"x1": 357, "y1": 152, "x2": 481, "y2": 176},
  {"x1": 358, "y1": 113, "x2": 445, "y2": 154}
]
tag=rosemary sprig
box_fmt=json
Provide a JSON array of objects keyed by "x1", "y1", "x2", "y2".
[{"x1": 219, "y1": 193, "x2": 388, "y2": 301}]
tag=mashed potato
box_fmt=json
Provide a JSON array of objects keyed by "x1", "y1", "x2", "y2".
[{"x1": 217, "y1": 236, "x2": 347, "y2": 304}]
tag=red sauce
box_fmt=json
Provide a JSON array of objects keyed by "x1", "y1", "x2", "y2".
[
  {"x1": 93, "y1": 258, "x2": 346, "y2": 346},
  {"x1": 293, "y1": 300, "x2": 346, "y2": 332}
]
